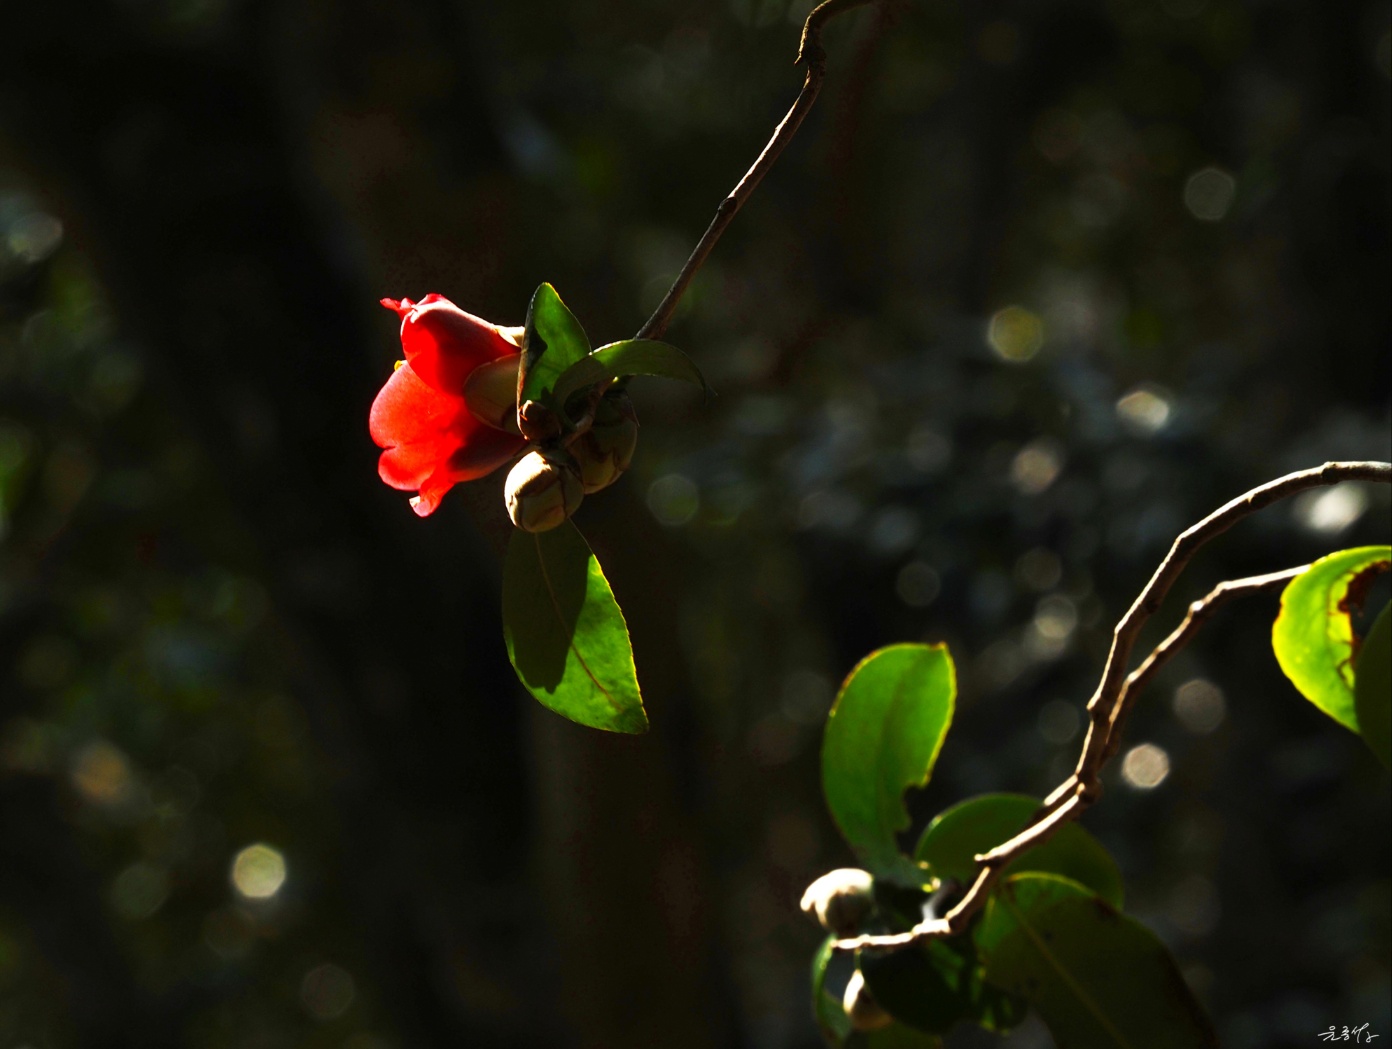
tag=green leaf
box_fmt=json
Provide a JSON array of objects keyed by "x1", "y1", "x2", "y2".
[
  {"x1": 858, "y1": 942, "x2": 971, "y2": 1034},
  {"x1": 519, "y1": 283, "x2": 591, "y2": 407},
  {"x1": 502, "y1": 520, "x2": 647, "y2": 734},
  {"x1": 1355, "y1": 602, "x2": 1391, "y2": 769},
  {"x1": 551, "y1": 339, "x2": 707, "y2": 407},
  {"x1": 813, "y1": 936, "x2": 852, "y2": 1045},
  {"x1": 915, "y1": 793, "x2": 1124, "y2": 908},
  {"x1": 822, "y1": 644, "x2": 956, "y2": 886},
  {"x1": 1273, "y1": 546, "x2": 1391, "y2": 730},
  {"x1": 858, "y1": 936, "x2": 1026, "y2": 1036},
  {"x1": 812, "y1": 937, "x2": 945, "y2": 1049},
  {"x1": 976, "y1": 873, "x2": 1218, "y2": 1049}
]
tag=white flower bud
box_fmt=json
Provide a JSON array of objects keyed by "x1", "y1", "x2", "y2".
[
  {"x1": 505, "y1": 448, "x2": 583, "y2": 532},
  {"x1": 800, "y1": 868, "x2": 875, "y2": 937},
  {"x1": 843, "y1": 970, "x2": 892, "y2": 1031}
]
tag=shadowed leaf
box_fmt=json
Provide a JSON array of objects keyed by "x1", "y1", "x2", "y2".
[
  {"x1": 859, "y1": 936, "x2": 1026, "y2": 1036},
  {"x1": 976, "y1": 873, "x2": 1217, "y2": 1049},
  {"x1": 915, "y1": 793, "x2": 1124, "y2": 907},
  {"x1": 1354, "y1": 602, "x2": 1391, "y2": 769},
  {"x1": 811, "y1": 936, "x2": 944, "y2": 1048},
  {"x1": 502, "y1": 520, "x2": 646, "y2": 733}
]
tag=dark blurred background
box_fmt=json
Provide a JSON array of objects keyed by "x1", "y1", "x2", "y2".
[{"x1": 0, "y1": 0, "x2": 1389, "y2": 1046}]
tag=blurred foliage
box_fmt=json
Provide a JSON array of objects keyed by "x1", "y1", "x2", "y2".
[{"x1": 1, "y1": 0, "x2": 1389, "y2": 1047}]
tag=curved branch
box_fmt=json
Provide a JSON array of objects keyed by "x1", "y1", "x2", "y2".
[
  {"x1": 634, "y1": 0, "x2": 877, "y2": 342},
  {"x1": 1099, "y1": 564, "x2": 1308, "y2": 762},
  {"x1": 835, "y1": 459, "x2": 1391, "y2": 953},
  {"x1": 1064, "y1": 459, "x2": 1388, "y2": 802}
]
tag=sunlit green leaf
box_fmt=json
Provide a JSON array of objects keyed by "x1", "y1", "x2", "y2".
[
  {"x1": 976, "y1": 873, "x2": 1218, "y2": 1049},
  {"x1": 551, "y1": 339, "x2": 706, "y2": 407},
  {"x1": 914, "y1": 794, "x2": 1124, "y2": 908},
  {"x1": 822, "y1": 644, "x2": 955, "y2": 886},
  {"x1": 1273, "y1": 546, "x2": 1391, "y2": 730},
  {"x1": 502, "y1": 520, "x2": 647, "y2": 734},
  {"x1": 1354, "y1": 602, "x2": 1391, "y2": 769},
  {"x1": 519, "y1": 283, "x2": 591, "y2": 407}
]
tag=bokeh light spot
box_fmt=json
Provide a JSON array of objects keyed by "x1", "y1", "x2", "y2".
[
  {"x1": 301, "y1": 962, "x2": 356, "y2": 1021},
  {"x1": 895, "y1": 561, "x2": 941, "y2": 608},
  {"x1": 231, "y1": 843, "x2": 287, "y2": 900},
  {"x1": 647, "y1": 473, "x2": 699, "y2": 526},
  {"x1": 1014, "y1": 547, "x2": 1063, "y2": 592},
  {"x1": 1115, "y1": 385, "x2": 1173, "y2": 436},
  {"x1": 868, "y1": 506, "x2": 919, "y2": 555},
  {"x1": 987, "y1": 306, "x2": 1044, "y2": 362},
  {"x1": 7, "y1": 212, "x2": 63, "y2": 264},
  {"x1": 1292, "y1": 482, "x2": 1368, "y2": 536},
  {"x1": 1010, "y1": 438, "x2": 1064, "y2": 495},
  {"x1": 203, "y1": 906, "x2": 256, "y2": 959},
  {"x1": 780, "y1": 669, "x2": 834, "y2": 725},
  {"x1": 1173, "y1": 679, "x2": 1226, "y2": 734},
  {"x1": 1168, "y1": 874, "x2": 1221, "y2": 937},
  {"x1": 1121, "y1": 743, "x2": 1171, "y2": 790},
  {"x1": 70, "y1": 739, "x2": 135, "y2": 808},
  {"x1": 111, "y1": 862, "x2": 170, "y2": 920},
  {"x1": 1033, "y1": 595, "x2": 1078, "y2": 641},
  {"x1": 1184, "y1": 167, "x2": 1236, "y2": 221},
  {"x1": 905, "y1": 426, "x2": 952, "y2": 474}
]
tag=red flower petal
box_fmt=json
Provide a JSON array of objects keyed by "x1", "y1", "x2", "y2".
[
  {"x1": 411, "y1": 471, "x2": 453, "y2": 517},
  {"x1": 377, "y1": 434, "x2": 457, "y2": 490},
  {"x1": 369, "y1": 359, "x2": 523, "y2": 515},
  {"x1": 369, "y1": 360, "x2": 466, "y2": 451},
  {"x1": 445, "y1": 424, "x2": 526, "y2": 481},
  {"x1": 383, "y1": 295, "x2": 517, "y2": 395}
]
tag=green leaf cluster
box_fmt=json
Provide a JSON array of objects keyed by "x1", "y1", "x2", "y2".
[
  {"x1": 499, "y1": 282, "x2": 707, "y2": 733},
  {"x1": 519, "y1": 282, "x2": 705, "y2": 428},
  {"x1": 810, "y1": 643, "x2": 1217, "y2": 1047}
]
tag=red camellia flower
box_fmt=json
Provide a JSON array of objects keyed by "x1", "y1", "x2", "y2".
[{"x1": 370, "y1": 294, "x2": 526, "y2": 516}]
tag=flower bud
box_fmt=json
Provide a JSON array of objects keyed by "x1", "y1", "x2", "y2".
[
  {"x1": 843, "y1": 970, "x2": 892, "y2": 1032},
  {"x1": 571, "y1": 391, "x2": 639, "y2": 494},
  {"x1": 463, "y1": 356, "x2": 522, "y2": 434},
  {"x1": 505, "y1": 448, "x2": 583, "y2": 532},
  {"x1": 800, "y1": 868, "x2": 875, "y2": 938},
  {"x1": 517, "y1": 399, "x2": 562, "y2": 443}
]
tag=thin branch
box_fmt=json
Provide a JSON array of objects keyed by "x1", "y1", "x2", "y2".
[
  {"x1": 1069, "y1": 460, "x2": 1387, "y2": 796},
  {"x1": 634, "y1": 0, "x2": 876, "y2": 342},
  {"x1": 1100, "y1": 565, "x2": 1307, "y2": 762},
  {"x1": 834, "y1": 459, "x2": 1391, "y2": 953}
]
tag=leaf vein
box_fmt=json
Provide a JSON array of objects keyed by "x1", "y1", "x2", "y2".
[
  {"x1": 1000, "y1": 891, "x2": 1133, "y2": 1049},
  {"x1": 533, "y1": 533, "x2": 618, "y2": 710}
]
